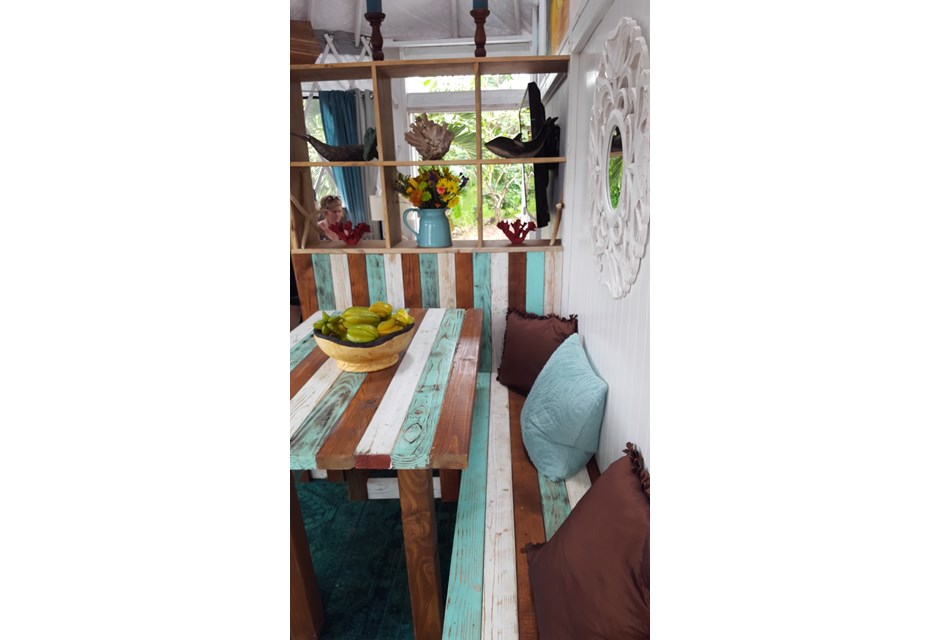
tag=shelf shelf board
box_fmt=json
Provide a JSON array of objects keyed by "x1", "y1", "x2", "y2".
[
  {"x1": 290, "y1": 61, "x2": 374, "y2": 83},
  {"x1": 290, "y1": 55, "x2": 569, "y2": 83},
  {"x1": 291, "y1": 239, "x2": 563, "y2": 255},
  {"x1": 290, "y1": 157, "x2": 566, "y2": 168}
]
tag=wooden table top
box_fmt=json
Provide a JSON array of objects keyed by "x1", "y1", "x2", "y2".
[{"x1": 290, "y1": 308, "x2": 484, "y2": 472}]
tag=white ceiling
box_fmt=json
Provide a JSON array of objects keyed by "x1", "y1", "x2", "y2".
[{"x1": 290, "y1": 0, "x2": 535, "y2": 46}]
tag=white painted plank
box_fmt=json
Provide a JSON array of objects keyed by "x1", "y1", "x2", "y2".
[
  {"x1": 366, "y1": 476, "x2": 442, "y2": 500},
  {"x1": 564, "y1": 466, "x2": 592, "y2": 509},
  {"x1": 289, "y1": 359, "x2": 343, "y2": 438},
  {"x1": 551, "y1": 251, "x2": 563, "y2": 315},
  {"x1": 383, "y1": 253, "x2": 406, "y2": 310},
  {"x1": 354, "y1": 309, "x2": 446, "y2": 461},
  {"x1": 489, "y1": 252, "x2": 509, "y2": 372},
  {"x1": 330, "y1": 254, "x2": 353, "y2": 311},
  {"x1": 481, "y1": 372, "x2": 518, "y2": 640},
  {"x1": 437, "y1": 252, "x2": 457, "y2": 308},
  {"x1": 290, "y1": 313, "x2": 317, "y2": 347}
]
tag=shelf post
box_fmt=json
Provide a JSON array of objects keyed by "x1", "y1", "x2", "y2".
[
  {"x1": 365, "y1": 12, "x2": 386, "y2": 61},
  {"x1": 470, "y1": 9, "x2": 490, "y2": 58}
]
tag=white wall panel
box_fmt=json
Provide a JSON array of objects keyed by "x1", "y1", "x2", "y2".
[{"x1": 551, "y1": 0, "x2": 651, "y2": 472}]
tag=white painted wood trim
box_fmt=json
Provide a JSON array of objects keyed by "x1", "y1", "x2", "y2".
[
  {"x1": 330, "y1": 254, "x2": 353, "y2": 311},
  {"x1": 383, "y1": 253, "x2": 406, "y2": 310},
  {"x1": 481, "y1": 372, "x2": 518, "y2": 639},
  {"x1": 290, "y1": 359, "x2": 343, "y2": 438},
  {"x1": 564, "y1": 466, "x2": 592, "y2": 510},
  {"x1": 366, "y1": 476, "x2": 442, "y2": 500},
  {"x1": 438, "y1": 252, "x2": 457, "y2": 308},
  {"x1": 489, "y1": 252, "x2": 509, "y2": 372},
  {"x1": 354, "y1": 309, "x2": 447, "y2": 461}
]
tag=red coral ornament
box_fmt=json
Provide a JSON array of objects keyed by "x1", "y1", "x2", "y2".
[
  {"x1": 496, "y1": 219, "x2": 536, "y2": 245},
  {"x1": 329, "y1": 221, "x2": 371, "y2": 246}
]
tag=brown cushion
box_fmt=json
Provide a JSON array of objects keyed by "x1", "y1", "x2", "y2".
[
  {"x1": 496, "y1": 308, "x2": 578, "y2": 395},
  {"x1": 525, "y1": 444, "x2": 650, "y2": 639}
]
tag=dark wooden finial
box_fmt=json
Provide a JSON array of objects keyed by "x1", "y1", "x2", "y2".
[
  {"x1": 470, "y1": 9, "x2": 490, "y2": 58},
  {"x1": 365, "y1": 11, "x2": 386, "y2": 61}
]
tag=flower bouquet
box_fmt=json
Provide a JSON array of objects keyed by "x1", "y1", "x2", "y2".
[{"x1": 395, "y1": 166, "x2": 469, "y2": 209}]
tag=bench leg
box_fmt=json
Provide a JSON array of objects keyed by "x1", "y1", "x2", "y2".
[
  {"x1": 398, "y1": 469, "x2": 444, "y2": 640},
  {"x1": 439, "y1": 469, "x2": 461, "y2": 502},
  {"x1": 290, "y1": 472, "x2": 324, "y2": 639},
  {"x1": 346, "y1": 468, "x2": 369, "y2": 501}
]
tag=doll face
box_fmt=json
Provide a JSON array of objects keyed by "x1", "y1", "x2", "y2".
[{"x1": 322, "y1": 196, "x2": 344, "y2": 223}]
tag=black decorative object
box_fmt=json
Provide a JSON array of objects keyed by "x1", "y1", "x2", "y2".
[
  {"x1": 291, "y1": 127, "x2": 378, "y2": 162},
  {"x1": 519, "y1": 82, "x2": 561, "y2": 228},
  {"x1": 485, "y1": 117, "x2": 558, "y2": 159}
]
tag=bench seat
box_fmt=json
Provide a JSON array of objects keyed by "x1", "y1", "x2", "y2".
[{"x1": 443, "y1": 372, "x2": 599, "y2": 639}]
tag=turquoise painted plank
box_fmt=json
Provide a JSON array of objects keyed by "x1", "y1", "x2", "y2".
[
  {"x1": 366, "y1": 254, "x2": 387, "y2": 304},
  {"x1": 311, "y1": 254, "x2": 335, "y2": 311},
  {"x1": 390, "y1": 309, "x2": 465, "y2": 468},
  {"x1": 289, "y1": 309, "x2": 337, "y2": 371},
  {"x1": 442, "y1": 372, "x2": 490, "y2": 640},
  {"x1": 289, "y1": 332, "x2": 318, "y2": 371},
  {"x1": 419, "y1": 253, "x2": 440, "y2": 308},
  {"x1": 289, "y1": 371, "x2": 367, "y2": 469},
  {"x1": 525, "y1": 252, "x2": 545, "y2": 315},
  {"x1": 472, "y1": 252, "x2": 492, "y2": 373},
  {"x1": 537, "y1": 473, "x2": 572, "y2": 540}
]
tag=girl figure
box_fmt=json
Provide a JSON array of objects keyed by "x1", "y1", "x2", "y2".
[{"x1": 318, "y1": 194, "x2": 345, "y2": 241}]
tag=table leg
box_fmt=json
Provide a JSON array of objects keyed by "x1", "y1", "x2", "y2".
[
  {"x1": 398, "y1": 469, "x2": 443, "y2": 640},
  {"x1": 290, "y1": 472, "x2": 324, "y2": 640},
  {"x1": 440, "y1": 469, "x2": 461, "y2": 502}
]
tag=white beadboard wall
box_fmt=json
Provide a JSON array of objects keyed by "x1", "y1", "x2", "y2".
[{"x1": 550, "y1": 0, "x2": 651, "y2": 472}]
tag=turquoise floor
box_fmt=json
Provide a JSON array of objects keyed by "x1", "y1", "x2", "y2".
[{"x1": 295, "y1": 477, "x2": 458, "y2": 639}]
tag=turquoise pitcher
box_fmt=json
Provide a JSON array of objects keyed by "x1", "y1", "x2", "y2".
[{"x1": 402, "y1": 207, "x2": 452, "y2": 248}]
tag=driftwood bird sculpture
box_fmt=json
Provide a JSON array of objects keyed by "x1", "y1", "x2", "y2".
[
  {"x1": 484, "y1": 117, "x2": 559, "y2": 159},
  {"x1": 291, "y1": 127, "x2": 378, "y2": 161}
]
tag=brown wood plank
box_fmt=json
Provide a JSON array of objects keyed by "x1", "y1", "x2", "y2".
[
  {"x1": 290, "y1": 20, "x2": 322, "y2": 64},
  {"x1": 346, "y1": 253, "x2": 371, "y2": 306},
  {"x1": 587, "y1": 455, "x2": 601, "y2": 483},
  {"x1": 429, "y1": 309, "x2": 483, "y2": 469},
  {"x1": 454, "y1": 252, "x2": 474, "y2": 309},
  {"x1": 507, "y1": 251, "x2": 527, "y2": 312},
  {"x1": 326, "y1": 470, "x2": 345, "y2": 483},
  {"x1": 290, "y1": 349, "x2": 329, "y2": 399},
  {"x1": 290, "y1": 473, "x2": 324, "y2": 640},
  {"x1": 291, "y1": 253, "x2": 319, "y2": 321},
  {"x1": 508, "y1": 389, "x2": 546, "y2": 640},
  {"x1": 316, "y1": 309, "x2": 429, "y2": 469},
  {"x1": 401, "y1": 253, "x2": 422, "y2": 308},
  {"x1": 346, "y1": 469, "x2": 369, "y2": 501},
  {"x1": 398, "y1": 469, "x2": 444, "y2": 640},
  {"x1": 439, "y1": 469, "x2": 461, "y2": 502}
]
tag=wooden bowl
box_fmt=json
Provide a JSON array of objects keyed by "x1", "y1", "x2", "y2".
[{"x1": 313, "y1": 323, "x2": 416, "y2": 372}]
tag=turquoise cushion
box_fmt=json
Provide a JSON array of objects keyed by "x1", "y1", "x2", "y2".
[{"x1": 520, "y1": 334, "x2": 608, "y2": 481}]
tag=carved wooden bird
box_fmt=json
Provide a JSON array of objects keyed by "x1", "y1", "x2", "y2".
[
  {"x1": 484, "y1": 117, "x2": 558, "y2": 159},
  {"x1": 291, "y1": 127, "x2": 378, "y2": 161}
]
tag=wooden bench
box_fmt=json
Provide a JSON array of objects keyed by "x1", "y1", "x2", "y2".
[{"x1": 442, "y1": 371, "x2": 600, "y2": 639}]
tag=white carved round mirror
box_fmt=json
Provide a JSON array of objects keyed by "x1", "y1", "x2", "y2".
[
  {"x1": 607, "y1": 126, "x2": 623, "y2": 209},
  {"x1": 588, "y1": 17, "x2": 650, "y2": 299}
]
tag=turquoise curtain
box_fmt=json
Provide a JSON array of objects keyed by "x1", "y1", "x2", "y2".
[{"x1": 320, "y1": 91, "x2": 367, "y2": 228}]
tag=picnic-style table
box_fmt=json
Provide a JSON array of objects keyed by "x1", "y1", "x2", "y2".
[{"x1": 290, "y1": 308, "x2": 483, "y2": 640}]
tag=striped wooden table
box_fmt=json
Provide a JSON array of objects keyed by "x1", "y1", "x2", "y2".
[{"x1": 290, "y1": 308, "x2": 484, "y2": 640}]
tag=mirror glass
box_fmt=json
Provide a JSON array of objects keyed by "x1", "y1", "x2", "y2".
[{"x1": 607, "y1": 126, "x2": 623, "y2": 209}]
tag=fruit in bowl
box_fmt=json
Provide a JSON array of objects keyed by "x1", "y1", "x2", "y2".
[{"x1": 313, "y1": 303, "x2": 416, "y2": 372}]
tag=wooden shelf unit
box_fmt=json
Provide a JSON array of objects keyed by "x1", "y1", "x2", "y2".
[{"x1": 290, "y1": 55, "x2": 569, "y2": 252}]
